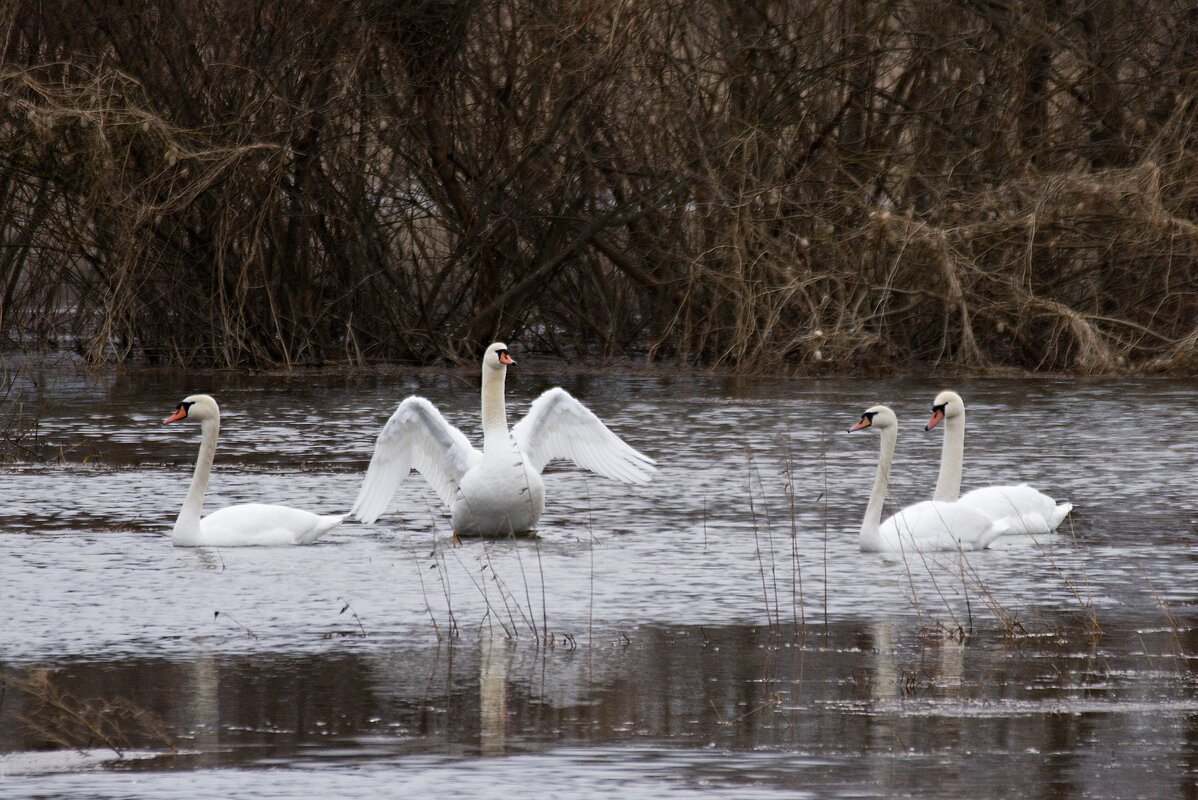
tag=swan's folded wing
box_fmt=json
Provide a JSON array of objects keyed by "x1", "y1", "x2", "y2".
[
  {"x1": 352, "y1": 397, "x2": 479, "y2": 523},
  {"x1": 511, "y1": 388, "x2": 656, "y2": 483},
  {"x1": 958, "y1": 484, "x2": 1065, "y2": 533}
]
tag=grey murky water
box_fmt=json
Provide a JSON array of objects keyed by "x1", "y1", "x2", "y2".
[{"x1": 2, "y1": 358, "x2": 1197, "y2": 797}]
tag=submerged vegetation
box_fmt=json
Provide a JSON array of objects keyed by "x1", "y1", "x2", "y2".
[
  {"x1": 0, "y1": 365, "x2": 39, "y2": 461},
  {"x1": 0, "y1": 0, "x2": 1196, "y2": 372},
  {"x1": 7, "y1": 669, "x2": 175, "y2": 757}
]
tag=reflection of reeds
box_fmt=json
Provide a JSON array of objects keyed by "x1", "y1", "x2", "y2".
[{"x1": 10, "y1": 670, "x2": 175, "y2": 757}]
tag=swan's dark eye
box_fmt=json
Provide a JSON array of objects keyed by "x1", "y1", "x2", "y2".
[
  {"x1": 177, "y1": 401, "x2": 194, "y2": 415},
  {"x1": 864, "y1": 411, "x2": 877, "y2": 421},
  {"x1": 932, "y1": 403, "x2": 946, "y2": 413}
]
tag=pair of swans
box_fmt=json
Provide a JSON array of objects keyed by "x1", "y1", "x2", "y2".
[
  {"x1": 849, "y1": 391, "x2": 1072, "y2": 553},
  {"x1": 164, "y1": 343, "x2": 656, "y2": 546}
]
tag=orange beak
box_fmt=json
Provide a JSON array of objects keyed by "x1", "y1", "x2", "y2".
[
  {"x1": 500, "y1": 352, "x2": 515, "y2": 365},
  {"x1": 163, "y1": 407, "x2": 188, "y2": 424},
  {"x1": 925, "y1": 409, "x2": 944, "y2": 431},
  {"x1": 847, "y1": 417, "x2": 871, "y2": 432}
]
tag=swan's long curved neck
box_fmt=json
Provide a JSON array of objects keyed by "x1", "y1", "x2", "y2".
[
  {"x1": 480, "y1": 366, "x2": 509, "y2": 448},
  {"x1": 863, "y1": 426, "x2": 897, "y2": 536},
  {"x1": 174, "y1": 418, "x2": 218, "y2": 541},
  {"x1": 933, "y1": 412, "x2": 965, "y2": 502}
]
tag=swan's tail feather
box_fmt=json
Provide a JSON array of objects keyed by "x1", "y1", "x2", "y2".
[
  {"x1": 979, "y1": 517, "x2": 1011, "y2": 549},
  {"x1": 1049, "y1": 502, "x2": 1073, "y2": 531},
  {"x1": 298, "y1": 514, "x2": 346, "y2": 545}
]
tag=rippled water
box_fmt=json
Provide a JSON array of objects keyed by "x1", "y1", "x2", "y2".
[{"x1": 2, "y1": 357, "x2": 1196, "y2": 798}]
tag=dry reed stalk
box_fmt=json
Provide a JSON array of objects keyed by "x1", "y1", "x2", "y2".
[
  {"x1": 412, "y1": 547, "x2": 443, "y2": 644},
  {"x1": 480, "y1": 538, "x2": 527, "y2": 639},
  {"x1": 781, "y1": 435, "x2": 806, "y2": 632},
  {"x1": 747, "y1": 466, "x2": 775, "y2": 631},
  {"x1": 449, "y1": 541, "x2": 513, "y2": 639},
  {"x1": 1033, "y1": 519, "x2": 1103, "y2": 636}
]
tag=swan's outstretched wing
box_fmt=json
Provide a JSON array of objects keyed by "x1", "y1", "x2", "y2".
[
  {"x1": 511, "y1": 388, "x2": 656, "y2": 483},
  {"x1": 352, "y1": 397, "x2": 480, "y2": 523}
]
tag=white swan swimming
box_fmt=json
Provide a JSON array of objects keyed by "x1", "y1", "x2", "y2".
[
  {"x1": 849, "y1": 405, "x2": 1008, "y2": 553},
  {"x1": 352, "y1": 342, "x2": 656, "y2": 536},
  {"x1": 926, "y1": 390, "x2": 1072, "y2": 534},
  {"x1": 163, "y1": 394, "x2": 345, "y2": 546}
]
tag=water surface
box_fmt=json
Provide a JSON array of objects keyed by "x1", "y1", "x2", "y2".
[{"x1": 1, "y1": 359, "x2": 1196, "y2": 797}]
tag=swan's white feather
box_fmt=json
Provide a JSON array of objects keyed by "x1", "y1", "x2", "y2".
[
  {"x1": 193, "y1": 505, "x2": 346, "y2": 547},
  {"x1": 351, "y1": 397, "x2": 481, "y2": 523},
  {"x1": 930, "y1": 391, "x2": 1073, "y2": 535},
  {"x1": 869, "y1": 500, "x2": 1009, "y2": 553},
  {"x1": 854, "y1": 404, "x2": 1005, "y2": 554},
  {"x1": 512, "y1": 388, "x2": 656, "y2": 484},
  {"x1": 353, "y1": 348, "x2": 657, "y2": 535},
  {"x1": 167, "y1": 393, "x2": 345, "y2": 547},
  {"x1": 958, "y1": 484, "x2": 1072, "y2": 535}
]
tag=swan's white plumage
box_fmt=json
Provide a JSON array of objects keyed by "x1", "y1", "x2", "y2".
[
  {"x1": 352, "y1": 397, "x2": 481, "y2": 522},
  {"x1": 165, "y1": 394, "x2": 344, "y2": 547},
  {"x1": 867, "y1": 499, "x2": 1010, "y2": 554},
  {"x1": 928, "y1": 390, "x2": 1072, "y2": 535},
  {"x1": 958, "y1": 484, "x2": 1073, "y2": 534},
  {"x1": 352, "y1": 343, "x2": 656, "y2": 535},
  {"x1": 851, "y1": 405, "x2": 1007, "y2": 553},
  {"x1": 194, "y1": 503, "x2": 345, "y2": 547},
  {"x1": 512, "y1": 388, "x2": 656, "y2": 484}
]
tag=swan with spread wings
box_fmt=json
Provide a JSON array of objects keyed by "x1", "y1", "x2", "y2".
[{"x1": 352, "y1": 343, "x2": 657, "y2": 536}]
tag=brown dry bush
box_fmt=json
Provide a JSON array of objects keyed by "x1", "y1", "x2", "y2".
[{"x1": 0, "y1": 0, "x2": 1194, "y2": 372}]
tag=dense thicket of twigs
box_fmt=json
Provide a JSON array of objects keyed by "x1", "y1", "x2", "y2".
[{"x1": 1, "y1": 0, "x2": 1196, "y2": 372}]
